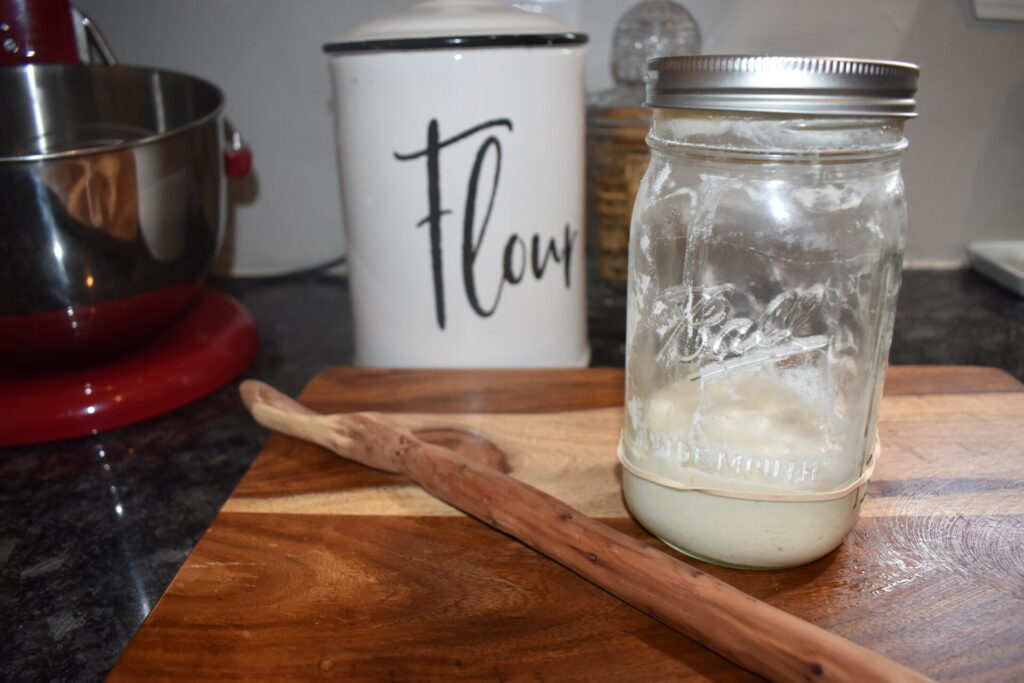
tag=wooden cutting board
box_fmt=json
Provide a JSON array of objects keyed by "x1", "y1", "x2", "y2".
[{"x1": 109, "y1": 366, "x2": 1024, "y2": 681}]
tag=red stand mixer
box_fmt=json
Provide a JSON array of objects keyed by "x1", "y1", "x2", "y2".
[{"x1": 0, "y1": 0, "x2": 258, "y2": 445}]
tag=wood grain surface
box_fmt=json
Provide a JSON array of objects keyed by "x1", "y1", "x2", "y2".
[{"x1": 109, "y1": 366, "x2": 1024, "y2": 682}]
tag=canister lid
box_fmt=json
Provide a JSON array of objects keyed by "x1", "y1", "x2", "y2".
[
  {"x1": 324, "y1": 0, "x2": 586, "y2": 54},
  {"x1": 645, "y1": 55, "x2": 919, "y2": 117}
]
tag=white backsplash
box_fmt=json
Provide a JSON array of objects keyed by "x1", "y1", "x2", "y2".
[{"x1": 74, "y1": 0, "x2": 1023, "y2": 274}]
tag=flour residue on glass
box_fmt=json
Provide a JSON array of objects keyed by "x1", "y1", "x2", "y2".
[{"x1": 623, "y1": 110, "x2": 905, "y2": 500}]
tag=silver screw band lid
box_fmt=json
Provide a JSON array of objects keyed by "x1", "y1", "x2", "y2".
[{"x1": 645, "y1": 55, "x2": 919, "y2": 117}]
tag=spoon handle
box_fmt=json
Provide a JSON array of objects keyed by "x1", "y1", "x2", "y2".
[{"x1": 242, "y1": 380, "x2": 931, "y2": 683}]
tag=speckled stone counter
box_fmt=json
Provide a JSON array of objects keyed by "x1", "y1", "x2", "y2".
[{"x1": 2, "y1": 267, "x2": 1021, "y2": 681}]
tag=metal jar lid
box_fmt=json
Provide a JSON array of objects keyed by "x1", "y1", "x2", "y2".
[{"x1": 645, "y1": 55, "x2": 919, "y2": 117}]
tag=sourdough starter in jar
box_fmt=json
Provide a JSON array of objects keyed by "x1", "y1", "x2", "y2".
[{"x1": 619, "y1": 57, "x2": 918, "y2": 569}]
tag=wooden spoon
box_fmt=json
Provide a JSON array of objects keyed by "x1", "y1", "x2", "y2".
[{"x1": 240, "y1": 379, "x2": 931, "y2": 683}]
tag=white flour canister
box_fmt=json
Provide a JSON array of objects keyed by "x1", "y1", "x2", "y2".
[{"x1": 324, "y1": 0, "x2": 590, "y2": 367}]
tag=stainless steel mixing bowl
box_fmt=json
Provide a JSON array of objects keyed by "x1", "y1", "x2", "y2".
[{"x1": 0, "y1": 64, "x2": 226, "y2": 367}]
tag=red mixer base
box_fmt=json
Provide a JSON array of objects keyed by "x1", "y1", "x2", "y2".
[{"x1": 0, "y1": 287, "x2": 258, "y2": 446}]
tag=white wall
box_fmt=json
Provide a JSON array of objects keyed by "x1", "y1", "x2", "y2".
[{"x1": 75, "y1": 0, "x2": 1023, "y2": 271}]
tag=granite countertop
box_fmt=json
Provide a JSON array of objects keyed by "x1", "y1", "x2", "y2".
[{"x1": 2, "y1": 268, "x2": 1022, "y2": 681}]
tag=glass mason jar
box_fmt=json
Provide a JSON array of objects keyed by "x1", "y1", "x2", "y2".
[{"x1": 620, "y1": 56, "x2": 919, "y2": 569}]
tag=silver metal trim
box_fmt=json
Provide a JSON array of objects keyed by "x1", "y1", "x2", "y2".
[{"x1": 645, "y1": 55, "x2": 919, "y2": 117}]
